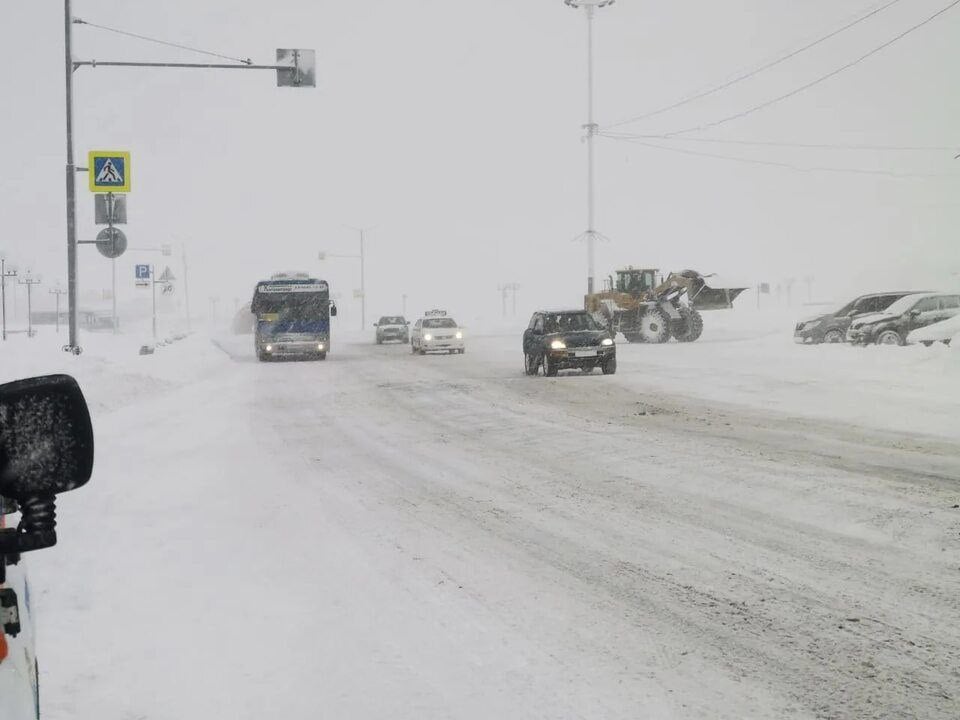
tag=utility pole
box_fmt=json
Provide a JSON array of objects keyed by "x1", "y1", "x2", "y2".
[
  {"x1": 564, "y1": 0, "x2": 614, "y2": 296},
  {"x1": 50, "y1": 285, "x2": 67, "y2": 333},
  {"x1": 1, "y1": 259, "x2": 17, "y2": 341},
  {"x1": 61, "y1": 4, "x2": 314, "y2": 354},
  {"x1": 402, "y1": 293, "x2": 407, "y2": 317},
  {"x1": 18, "y1": 275, "x2": 41, "y2": 338}
]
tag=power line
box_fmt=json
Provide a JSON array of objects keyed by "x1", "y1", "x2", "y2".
[
  {"x1": 73, "y1": 18, "x2": 252, "y2": 65},
  {"x1": 601, "y1": 131, "x2": 958, "y2": 153},
  {"x1": 604, "y1": 0, "x2": 904, "y2": 131},
  {"x1": 661, "y1": 0, "x2": 960, "y2": 137},
  {"x1": 602, "y1": 135, "x2": 960, "y2": 179}
]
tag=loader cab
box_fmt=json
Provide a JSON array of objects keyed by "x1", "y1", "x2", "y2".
[{"x1": 615, "y1": 268, "x2": 659, "y2": 296}]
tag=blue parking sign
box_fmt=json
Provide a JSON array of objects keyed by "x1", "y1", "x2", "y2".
[{"x1": 135, "y1": 264, "x2": 151, "y2": 280}]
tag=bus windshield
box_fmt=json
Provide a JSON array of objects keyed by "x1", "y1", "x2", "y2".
[{"x1": 253, "y1": 292, "x2": 328, "y2": 319}]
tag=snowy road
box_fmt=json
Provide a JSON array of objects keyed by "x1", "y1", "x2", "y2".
[{"x1": 24, "y1": 330, "x2": 960, "y2": 719}]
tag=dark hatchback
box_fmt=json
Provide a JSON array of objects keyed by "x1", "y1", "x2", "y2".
[
  {"x1": 793, "y1": 292, "x2": 924, "y2": 344},
  {"x1": 523, "y1": 310, "x2": 616, "y2": 376}
]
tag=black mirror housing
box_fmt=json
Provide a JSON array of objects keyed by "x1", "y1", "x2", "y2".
[{"x1": 0, "y1": 374, "x2": 94, "y2": 500}]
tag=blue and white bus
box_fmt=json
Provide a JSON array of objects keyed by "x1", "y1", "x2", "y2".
[{"x1": 251, "y1": 273, "x2": 337, "y2": 361}]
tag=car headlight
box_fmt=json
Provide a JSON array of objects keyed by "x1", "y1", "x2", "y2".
[
  {"x1": 455, "y1": 331, "x2": 463, "y2": 339},
  {"x1": 550, "y1": 340, "x2": 566, "y2": 350},
  {"x1": 265, "y1": 344, "x2": 273, "y2": 352},
  {"x1": 804, "y1": 320, "x2": 822, "y2": 331},
  {"x1": 600, "y1": 337, "x2": 614, "y2": 346},
  {"x1": 424, "y1": 333, "x2": 433, "y2": 341}
]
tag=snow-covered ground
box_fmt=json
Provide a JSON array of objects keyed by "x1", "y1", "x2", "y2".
[{"x1": 2, "y1": 310, "x2": 959, "y2": 719}]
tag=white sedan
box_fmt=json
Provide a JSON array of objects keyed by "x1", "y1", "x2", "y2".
[{"x1": 411, "y1": 314, "x2": 465, "y2": 354}]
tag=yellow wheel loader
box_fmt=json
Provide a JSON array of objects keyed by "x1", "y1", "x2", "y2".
[{"x1": 585, "y1": 268, "x2": 746, "y2": 343}]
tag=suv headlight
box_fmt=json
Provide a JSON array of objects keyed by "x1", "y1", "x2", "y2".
[
  {"x1": 455, "y1": 331, "x2": 463, "y2": 339},
  {"x1": 601, "y1": 337, "x2": 614, "y2": 346},
  {"x1": 424, "y1": 333, "x2": 433, "y2": 341},
  {"x1": 550, "y1": 340, "x2": 566, "y2": 350}
]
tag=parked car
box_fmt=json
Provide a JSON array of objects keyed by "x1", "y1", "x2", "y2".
[
  {"x1": 794, "y1": 292, "x2": 926, "y2": 344},
  {"x1": 906, "y1": 313, "x2": 959, "y2": 346},
  {"x1": 847, "y1": 293, "x2": 960, "y2": 345},
  {"x1": 373, "y1": 316, "x2": 409, "y2": 344},
  {"x1": 523, "y1": 309, "x2": 616, "y2": 376},
  {"x1": 410, "y1": 310, "x2": 465, "y2": 354}
]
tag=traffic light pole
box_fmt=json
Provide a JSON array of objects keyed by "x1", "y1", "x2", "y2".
[
  {"x1": 62, "y1": 2, "x2": 313, "y2": 353},
  {"x1": 64, "y1": 0, "x2": 80, "y2": 353}
]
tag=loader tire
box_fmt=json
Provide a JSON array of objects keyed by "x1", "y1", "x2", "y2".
[
  {"x1": 674, "y1": 306, "x2": 704, "y2": 343},
  {"x1": 638, "y1": 307, "x2": 670, "y2": 344}
]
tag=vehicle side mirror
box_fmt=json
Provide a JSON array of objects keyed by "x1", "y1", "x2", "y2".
[
  {"x1": 372, "y1": 323, "x2": 378, "y2": 327},
  {"x1": 405, "y1": 321, "x2": 410, "y2": 325},
  {"x1": 909, "y1": 309, "x2": 921, "y2": 317},
  {"x1": 330, "y1": 304, "x2": 338, "y2": 317},
  {"x1": 0, "y1": 374, "x2": 93, "y2": 555}
]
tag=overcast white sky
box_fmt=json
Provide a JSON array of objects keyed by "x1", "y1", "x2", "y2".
[{"x1": 1, "y1": 0, "x2": 958, "y2": 323}]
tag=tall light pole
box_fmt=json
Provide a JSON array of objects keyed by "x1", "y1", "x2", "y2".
[
  {"x1": 565, "y1": 0, "x2": 614, "y2": 296},
  {"x1": 344, "y1": 225, "x2": 374, "y2": 331}
]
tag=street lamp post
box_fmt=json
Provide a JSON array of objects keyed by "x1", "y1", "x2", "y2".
[
  {"x1": 322, "y1": 225, "x2": 374, "y2": 331},
  {"x1": 346, "y1": 225, "x2": 374, "y2": 331},
  {"x1": 564, "y1": 0, "x2": 615, "y2": 296}
]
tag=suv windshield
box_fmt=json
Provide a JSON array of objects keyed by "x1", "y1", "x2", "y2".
[
  {"x1": 379, "y1": 317, "x2": 404, "y2": 325},
  {"x1": 544, "y1": 312, "x2": 598, "y2": 333}
]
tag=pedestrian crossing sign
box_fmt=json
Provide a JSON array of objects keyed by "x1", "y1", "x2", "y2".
[{"x1": 88, "y1": 151, "x2": 131, "y2": 193}]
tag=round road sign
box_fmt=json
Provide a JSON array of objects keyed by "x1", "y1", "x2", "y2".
[{"x1": 96, "y1": 227, "x2": 128, "y2": 259}]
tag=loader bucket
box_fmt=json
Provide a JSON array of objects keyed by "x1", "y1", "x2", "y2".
[{"x1": 689, "y1": 284, "x2": 747, "y2": 310}]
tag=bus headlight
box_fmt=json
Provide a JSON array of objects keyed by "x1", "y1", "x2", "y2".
[
  {"x1": 424, "y1": 333, "x2": 433, "y2": 341},
  {"x1": 265, "y1": 344, "x2": 273, "y2": 352},
  {"x1": 317, "y1": 343, "x2": 325, "y2": 351}
]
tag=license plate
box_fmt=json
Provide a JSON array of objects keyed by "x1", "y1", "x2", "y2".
[{"x1": 574, "y1": 350, "x2": 596, "y2": 357}]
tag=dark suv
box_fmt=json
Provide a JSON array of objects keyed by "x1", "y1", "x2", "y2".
[
  {"x1": 847, "y1": 293, "x2": 960, "y2": 345},
  {"x1": 794, "y1": 292, "x2": 923, "y2": 344},
  {"x1": 523, "y1": 310, "x2": 616, "y2": 376},
  {"x1": 373, "y1": 316, "x2": 409, "y2": 344}
]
